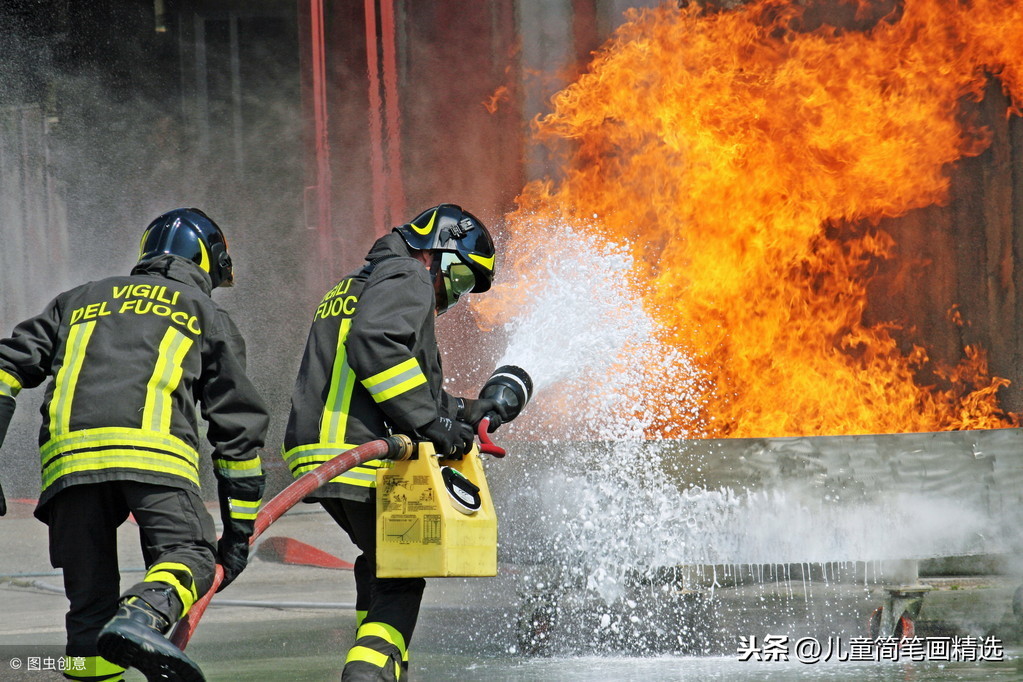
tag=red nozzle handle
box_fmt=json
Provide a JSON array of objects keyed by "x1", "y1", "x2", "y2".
[{"x1": 477, "y1": 417, "x2": 506, "y2": 458}]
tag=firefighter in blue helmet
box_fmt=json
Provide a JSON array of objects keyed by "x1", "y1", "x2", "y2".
[
  {"x1": 283, "y1": 204, "x2": 508, "y2": 681},
  {"x1": 0, "y1": 208, "x2": 269, "y2": 682}
]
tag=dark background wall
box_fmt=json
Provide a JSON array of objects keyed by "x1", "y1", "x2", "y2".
[{"x1": 0, "y1": 0, "x2": 599, "y2": 496}]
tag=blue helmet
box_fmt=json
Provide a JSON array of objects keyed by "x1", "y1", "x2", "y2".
[
  {"x1": 394, "y1": 204, "x2": 496, "y2": 313},
  {"x1": 138, "y1": 208, "x2": 234, "y2": 288}
]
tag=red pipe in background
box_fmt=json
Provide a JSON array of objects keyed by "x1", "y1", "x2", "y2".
[
  {"x1": 364, "y1": 0, "x2": 388, "y2": 235},
  {"x1": 310, "y1": 0, "x2": 333, "y2": 272},
  {"x1": 379, "y1": 0, "x2": 404, "y2": 224}
]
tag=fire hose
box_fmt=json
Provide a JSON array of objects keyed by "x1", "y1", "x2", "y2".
[
  {"x1": 169, "y1": 434, "x2": 414, "y2": 650},
  {"x1": 170, "y1": 363, "x2": 533, "y2": 651}
]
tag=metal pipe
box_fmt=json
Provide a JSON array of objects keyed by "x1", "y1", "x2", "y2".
[
  {"x1": 309, "y1": 0, "x2": 333, "y2": 275},
  {"x1": 379, "y1": 0, "x2": 404, "y2": 223},
  {"x1": 364, "y1": 0, "x2": 388, "y2": 234}
]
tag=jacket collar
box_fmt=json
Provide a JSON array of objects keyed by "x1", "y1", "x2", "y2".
[
  {"x1": 366, "y1": 231, "x2": 415, "y2": 263},
  {"x1": 131, "y1": 254, "x2": 214, "y2": 296}
]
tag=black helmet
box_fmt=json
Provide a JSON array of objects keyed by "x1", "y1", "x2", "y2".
[
  {"x1": 394, "y1": 204, "x2": 496, "y2": 312},
  {"x1": 138, "y1": 208, "x2": 234, "y2": 288}
]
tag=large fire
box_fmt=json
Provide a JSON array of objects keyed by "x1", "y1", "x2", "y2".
[{"x1": 481, "y1": 0, "x2": 1023, "y2": 438}]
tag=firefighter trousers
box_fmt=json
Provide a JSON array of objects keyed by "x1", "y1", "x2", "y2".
[
  {"x1": 46, "y1": 481, "x2": 218, "y2": 658},
  {"x1": 321, "y1": 496, "x2": 425, "y2": 650}
]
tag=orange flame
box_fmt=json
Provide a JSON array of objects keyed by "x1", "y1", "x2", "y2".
[
  {"x1": 481, "y1": 0, "x2": 1023, "y2": 438},
  {"x1": 484, "y1": 85, "x2": 511, "y2": 114}
]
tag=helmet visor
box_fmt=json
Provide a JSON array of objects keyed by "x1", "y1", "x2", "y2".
[
  {"x1": 437, "y1": 252, "x2": 476, "y2": 313},
  {"x1": 448, "y1": 261, "x2": 476, "y2": 300}
]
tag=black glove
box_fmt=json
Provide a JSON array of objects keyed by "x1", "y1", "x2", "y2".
[
  {"x1": 420, "y1": 416, "x2": 474, "y2": 457},
  {"x1": 458, "y1": 397, "x2": 510, "y2": 433},
  {"x1": 0, "y1": 394, "x2": 14, "y2": 451},
  {"x1": 214, "y1": 468, "x2": 264, "y2": 591},
  {"x1": 1, "y1": 394, "x2": 14, "y2": 515},
  {"x1": 216, "y1": 530, "x2": 250, "y2": 591}
]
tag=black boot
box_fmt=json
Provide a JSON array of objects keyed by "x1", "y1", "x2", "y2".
[{"x1": 96, "y1": 590, "x2": 205, "y2": 682}]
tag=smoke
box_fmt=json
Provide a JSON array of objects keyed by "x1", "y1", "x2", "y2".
[{"x1": 0, "y1": 6, "x2": 312, "y2": 497}]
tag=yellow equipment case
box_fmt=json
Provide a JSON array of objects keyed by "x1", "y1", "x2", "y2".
[{"x1": 375, "y1": 442, "x2": 497, "y2": 577}]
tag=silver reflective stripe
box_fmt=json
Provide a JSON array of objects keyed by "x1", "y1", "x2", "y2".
[
  {"x1": 362, "y1": 358, "x2": 426, "y2": 403},
  {"x1": 341, "y1": 469, "x2": 376, "y2": 483}
]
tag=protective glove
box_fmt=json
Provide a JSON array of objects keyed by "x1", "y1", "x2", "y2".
[
  {"x1": 216, "y1": 530, "x2": 250, "y2": 591},
  {"x1": 458, "y1": 397, "x2": 511, "y2": 433},
  {"x1": 0, "y1": 394, "x2": 14, "y2": 450},
  {"x1": 214, "y1": 466, "x2": 264, "y2": 592},
  {"x1": 419, "y1": 416, "x2": 474, "y2": 458},
  {"x1": 1, "y1": 394, "x2": 13, "y2": 515}
]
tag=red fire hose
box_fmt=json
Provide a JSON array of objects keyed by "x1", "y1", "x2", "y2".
[{"x1": 170, "y1": 435, "x2": 413, "y2": 650}]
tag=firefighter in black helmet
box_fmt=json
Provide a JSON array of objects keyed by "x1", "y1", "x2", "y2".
[
  {"x1": 0, "y1": 208, "x2": 269, "y2": 682},
  {"x1": 283, "y1": 203, "x2": 508, "y2": 681}
]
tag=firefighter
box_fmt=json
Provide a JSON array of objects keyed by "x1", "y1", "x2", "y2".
[
  {"x1": 283, "y1": 203, "x2": 506, "y2": 681},
  {"x1": 0, "y1": 208, "x2": 269, "y2": 682}
]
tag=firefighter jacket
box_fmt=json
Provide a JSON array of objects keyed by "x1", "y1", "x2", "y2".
[
  {"x1": 0, "y1": 255, "x2": 268, "y2": 527},
  {"x1": 283, "y1": 232, "x2": 458, "y2": 502}
]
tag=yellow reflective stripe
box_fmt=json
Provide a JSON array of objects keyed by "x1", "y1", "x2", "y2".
[
  {"x1": 350, "y1": 461, "x2": 388, "y2": 472},
  {"x1": 215, "y1": 457, "x2": 263, "y2": 477},
  {"x1": 49, "y1": 320, "x2": 96, "y2": 436},
  {"x1": 335, "y1": 461, "x2": 391, "y2": 487},
  {"x1": 373, "y1": 372, "x2": 427, "y2": 402},
  {"x1": 41, "y1": 427, "x2": 198, "y2": 463},
  {"x1": 145, "y1": 561, "x2": 198, "y2": 615},
  {"x1": 41, "y1": 449, "x2": 201, "y2": 490},
  {"x1": 468, "y1": 252, "x2": 495, "y2": 271},
  {"x1": 335, "y1": 470, "x2": 376, "y2": 487},
  {"x1": 143, "y1": 326, "x2": 193, "y2": 433},
  {"x1": 358, "y1": 621, "x2": 407, "y2": 656},
  {"x1": 321, "y1": 318, "x2": 355, "y2": 443},
  {"x1": 197, "y1": 239, "x2": 211, "y2": 273},
  {"x1": 356, "y1": 609, "x2": 368, "y2": 628},
  {"x1": 63, "y1": 655, "x2": 125, "y2": 680},
  {"x1": 282, "y1": 443, "x2": 357, "y2": 470},
  {"x1": 362, "y1": 358, "x2": 426, "y2": 403},
  {"x1": 408, "y1": 209, "x2": 437, "y2": 235},
  {"x1": 345, "y1": 645, "x2": 390, "y2": 669},
  {"x1": 281, "y1": 444, "x2": 392, "y2": 485},
  {"x1": 0, "y1": 368, "x2": 21, "y2": 397},
  {"x1": 229, "y1": 498, "x2": 260, "y2": 520}
]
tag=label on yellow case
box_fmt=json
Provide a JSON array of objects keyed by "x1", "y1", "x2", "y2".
[{"x1": 376, "y1": 443, "x2": 497, "y2": 577}]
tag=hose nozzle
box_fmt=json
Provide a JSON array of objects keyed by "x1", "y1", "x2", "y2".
[{"x1": 479, "y1": 365, "x2": 533, "y2": 426}]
